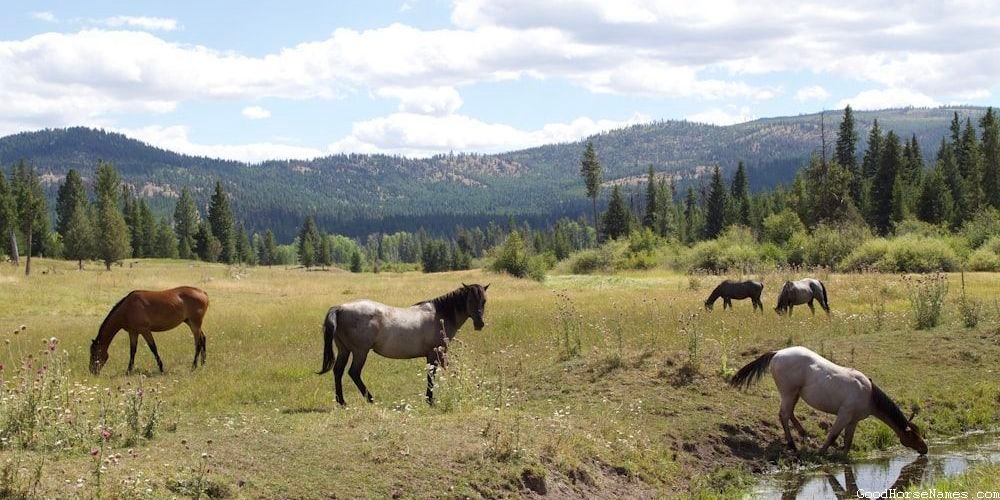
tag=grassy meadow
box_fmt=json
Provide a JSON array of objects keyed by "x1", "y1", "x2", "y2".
[{"x1": 1, "y1": 258, "x2": 998, "y2": 498}]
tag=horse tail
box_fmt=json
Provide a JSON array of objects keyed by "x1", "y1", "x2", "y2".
[
  {"x1": 317, "y1": 308, "x2": 338, "y2": 375},
  {"x1": 818, "y1": 280, "x2": 830, "y2": 311},
  {"x1": 730, "y1": 351, "x2": 776, "y2": 390}
]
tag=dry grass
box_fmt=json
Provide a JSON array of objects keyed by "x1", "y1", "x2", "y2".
[{"x1": 0, "y1": 259, "x2": 998, "y2": 498}]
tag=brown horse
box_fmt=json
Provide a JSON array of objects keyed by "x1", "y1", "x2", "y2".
[{"x1": 90, "y1": 287, "x2": 210, "y2": 375}]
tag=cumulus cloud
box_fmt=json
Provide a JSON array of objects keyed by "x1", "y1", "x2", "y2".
[
  {"x1": 836, "y1": 88, "x2": 940, "y2": 110},
  {"x1": 103, "y1": 16, "x2": 179, "y2": 31},
  {"x1": 30, "y1": 11, "x2": 57, "y2": 22},
  {"x1": 329, "y1": 112, "x2": 649, "y2": 157},
  {"x1": 121, "y1": 125, "x2": 325, "y2": 163},
  {"x1": 376, "y1": 86, "x2": 463, "y2": 115},
  {"x1": 241, "y1": 105, "x2": 272, "y2": 119},
  {"x1": 686, "y1": 106, "x2": 754, "y2": 126},
  {"x1": 795, "y1": 85, "x2": 830, "y2": 102}
]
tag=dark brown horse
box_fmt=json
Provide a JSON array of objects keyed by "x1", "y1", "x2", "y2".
[
  {"x1": 704, "y1": 279, "x2": 764, "y2": 312},
  {"x1": 90, "y1": 287, "x2": 210, "y2": 375}
]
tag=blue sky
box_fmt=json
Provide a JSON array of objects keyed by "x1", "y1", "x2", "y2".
[{"x1": 2, "y1": 0, "x2": 998, "y2": 161}]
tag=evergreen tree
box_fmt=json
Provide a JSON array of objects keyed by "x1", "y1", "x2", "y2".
[
  {"x1": 195, "y1": 222, "x2": 221, "y2": 262},
  {"x1": 958, "y1": 118, "x2": 984, "y2": 216},
  {"x1": 891, "y1": 174, "x2": 908, "y2": 224},
  {"x1": 55, "y1": 169, "x2": 86, "y2": 236},
  {"x1": 902, "y1": 134, "x2": 924, "y2": 186},
  {"x1": 656, "y1": 179, "x2": 674, "y2": 237},
  {"x1": 12, "y1": 161, "x2": 46, "y2": 275},
  {"x1": 730, "y1": 161, "x2": 751, "y2": 226},
  {"x1": 297, "y1": 216, "x2": 320, "y2": 268},
  {"x1": 871, "y1": 131, "x2": 903, "y2": 235},
  {"x1": 350, "y1": 249, "x2": 363, "y2": 273},
  {"x1": 317, "y1": 231, "x2": 332, "y2": 268},
  {"x1": 937, "y1": 138, "x2": 964, "y2": 228},
  {"x1": 804, "y1": 155, "x2": 855, "y2": 226},
  {"x1": 96, "y1": 200, "x2": 131, "y2": 270},
  {"x1": 579, "y1": 141, "x2": 603, "y2": 236},
  {"x1": 980, "y1": 107, "x2": 1000, "y2": 209},
  {"x1": 642, "y1": 166, "x2": 658, "y2": 230},
  {"x1": 63, "y1": 202, "x2": 94, "y2": 269},
  {"x1": 0, "y1": 171, "x2": 15, "y2": 260},
  {"x1": 154, "y1": 219, "x2": 179, "y2": 259},
  {"x1": 138, "y1": 199, "x2": 156, "y2": 258},
  {"x1": 208, "y1": 181, "x2": 237, "y2": 263},
  {"x1": 703, "y1": 166, "x2": 727, "y2": 239},
  {"x1": 602, "y1": 185, "x2": 631, "y2": 240},
  {"x1": 950, "y1": 112, "x2": 962, "y2": 147},
  {"x1": 174, "y1": 188, "x2": 200, "y2": 259},
  {"x1": 122, "y1": 187, "x2": 141, "y2": 257},
  {"x1": 236, "y1": 224, "x2": 254, "y2": 264},
  {"x1": 835, "y1": 105, "x2": 859, "y2": 183},
  {"x1": 916, "y1": 168, "x2": 953, "y2": 225},
  {"x1": 683, "y1": 186, "x2": 699, "y2": 244},
  {"x1": 258, "y1": 229, "x2": 278, "y2": 266},
  {"x1": 862, "y1": 119, "x2": 883, "y2": 179}
]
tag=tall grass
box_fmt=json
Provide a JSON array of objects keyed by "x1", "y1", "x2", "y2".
[{"x1": 904, "y1": 273, "x2": 949, "y2": 329}]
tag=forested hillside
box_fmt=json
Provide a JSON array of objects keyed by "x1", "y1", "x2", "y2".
[{"x1": 0, "y1": 107, "x2": 986, "y2": 239}]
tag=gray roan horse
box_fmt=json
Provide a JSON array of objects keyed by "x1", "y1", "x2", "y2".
[
  {"x1": 731, "y1": 346, "x2": 927, "y2": 455},
  {"x1": 704, "y1": 280, "x2": 764, "y2": 312},
  {"x1": 774, "y1": 278, "x2": 830, "y2": 316},
  {"x1": 318, "y1": 283, "x2": 489, "y2": 406}
]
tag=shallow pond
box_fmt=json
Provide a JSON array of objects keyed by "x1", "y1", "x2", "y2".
[{"x1": 750, "y1": 430, "x2": 1000, "y2": 499}]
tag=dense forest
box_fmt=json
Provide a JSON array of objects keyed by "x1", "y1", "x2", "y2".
[{"x1": 0, "y1": 107, "x2": 987, "y2": 241}]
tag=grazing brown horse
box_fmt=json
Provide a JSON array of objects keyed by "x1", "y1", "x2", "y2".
[{"x1": 90, "y1": 287, "x2": 210, "y2": 375}]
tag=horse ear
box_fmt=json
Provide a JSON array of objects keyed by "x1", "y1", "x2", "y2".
[
  {"x1": 484, "y1": 283, "x2": 490, "y2": 291},
  {"x1": 461, "y1": 282, "x2": 468, "y2": 288}
]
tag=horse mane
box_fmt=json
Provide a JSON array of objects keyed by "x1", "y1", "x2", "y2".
[
  {"x1": 705, "y1": 284, "x2": 722, "y2": 303},
  {"x1": 95, "y1": 291, "x2": 134, "y2": 343},
  {"x1": 416, "y1": 286, "x2": 471, "y2": 321},
  {"x1": 870, "y1": 381, "x2": 909, "y2": 431}
]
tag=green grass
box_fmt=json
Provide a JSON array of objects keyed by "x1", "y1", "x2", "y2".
[{"x1": 0, "y1": 259, "x2": 998, "y2": 498}]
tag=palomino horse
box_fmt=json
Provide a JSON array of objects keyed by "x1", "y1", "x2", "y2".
[
  {"x1": 318, "y1": 283, "x2": 489, "y2": 405},
  {"x1": 774, "y1": 278, "x2": 830, "y2": 316},
  {"x1": 90, "y1": 287, "x2": 209, "y2": 375},
  {"x1": 730, "y1": 346, "x2": 927, "y2": 455},
  {"x1": 704, "y1": 279, "x2": 764, "y2": 312}
]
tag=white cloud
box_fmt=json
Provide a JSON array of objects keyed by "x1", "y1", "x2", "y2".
[
  {"x1": 103, "y1": 16, "x2": 178, "y2": 31},
  {"x1": 836, "y1": 88, "x2": 940, "y2": 110},
  {"x1": 795, "y1": 85, "x2": 830, "y2": 102},
  {"x1": 241, "y1": 105, "x2": 272, "y2": 119},
  {"x1": 329, "y1": 112, "x2": 649, "y2": 157},
  {"x1": 376, "y1": 86, "x2": 463, "y2": 115},
  {"x1": 31, "y1": 11, "x2": 57, "y2": 22},
  {"x1": 121, "y1": 125, "x2": 325, "y2": 163},
  {"x1": 686, "y1": 106, "x2": 754, "y2": 126}
]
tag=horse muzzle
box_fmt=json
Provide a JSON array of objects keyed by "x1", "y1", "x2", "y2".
[{"x1": 473, "y1": 320, "x2": 485, "y2": 331}]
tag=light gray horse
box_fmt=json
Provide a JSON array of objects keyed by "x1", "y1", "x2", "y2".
[
  {"x1": 318, "y1": 283, "x2": 489, "y2": 406},
  {"x1": 731, "y1": 346, "x2": 927, "y2": 455},
  {"x1": 774, "y1": 278, "x2": 830, "y2": 316}
]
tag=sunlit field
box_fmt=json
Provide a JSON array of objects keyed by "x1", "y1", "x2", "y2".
[{"x1": 1, "y1": 259, "x2": 998, "y2": 498}]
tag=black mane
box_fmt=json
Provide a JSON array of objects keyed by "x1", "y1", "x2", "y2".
[
  {"x1": 95, "y1": 291, "x2": 134, "y2": 343},
  {"x1": 871, "y1": 381, "x2": 909, "y2": 431},
  {"x1": 416, "y1": 286, "x2": 477, "y2": 322}
]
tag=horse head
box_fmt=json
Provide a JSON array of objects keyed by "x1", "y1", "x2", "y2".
[
  {"x1": 461, "y1": 283, "x2": 489, "y2": 331},
  {"x1": 89, "y1": 338, "x2": 108, "y2": 375},
  {"x1": 900, "y1": 409, "x2": 928, "y2": 455}
]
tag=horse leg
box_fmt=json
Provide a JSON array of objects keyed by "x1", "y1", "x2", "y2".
[
  {"x1": 790, "y1": 414, "x2": 811, "y2": 442},
  {"x1": 841, "y1": 421, "x2": 858, "y2": 452},
  {"x1": 808, "y1": 300, "x2": 816, "y2": 315},
  {"x1": 788, "y1": 305, "x2": 793, "y2": 317},
  {"x1": 348, "y1": 351, "x2": 374, "y2": 403},
  {"x1": 724, "y1": 298, "x2": 732, "y2": 310},
  {"x1": 127, "y1": 331, "x2": 139, "y2": 374},
  {"x1": 185, "y1": 319, "x2": 206, "y2": 369},
  {"x1": 333, "y1": 337, "x2": 349, "y2": 406},
  {"x1": 779, "y1": 394, "x2": 800, "y2": 451},
  {"x1": 425, "y1": 353, "x2": 439, "y2": 405},
  {"x1": 140, "y1": 331, "x2": 164, "y2": 373},
  {"x1": 819, "y1": 411, "x2": 853, "y2": 454}
]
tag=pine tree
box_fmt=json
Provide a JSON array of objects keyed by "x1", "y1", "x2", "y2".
[
  {"x1": 703, "y1": 166, "x2": 727, "y2": 239},
  {"x1": 835, "y1": 105, "x2": 859, "y2": 178},
  {"x1": 154, "y1": 219, "x2": 179, "y2": 259},
  {"x1": 258, "y1": 230, "x2": 277, "y2": 266},
  {"x1": 96, "y1": 200, "x2": 131, "y2": 270},
  {"x1": 730, "y1": 161, "x2": 751, "y2": 226},
  {"x1": 12, "y1": 161, "x2": 46, "y2": 275},
  {"x1": 902, "y1": 134, "x2": 924, "y2": 186},
  {"x1": 872, "y1": 131, "x2": 903, "y2": 235},
  {"x1": 122, "y1": 186, "x2": 141, "y2": 257},
  {"x1": 138, "y1": 199, "x2": 156, "y2": 258},
  {"x1": 55, "y1": 169, "x2": 87, "y2": 236},
  {"x1": 195, "y1": 222, "x2": 221, "y2": 262},
  {"x1": 958, "y1": 118, "x2": 984, "y2": 216},
  {"x1": 0, "y1": 172, "x2": 15, "y2": 260},
  {"x1": 208, "y1": 181, "x2": 236, "y2": 263},
  {"x1": 350, "y1": 249, "x2": 363, "y2": 273},
  {"x1": 642, "y1": 166, "x2": 658, "y2": 230},
  {"x1": 980, "y1": 107, "x2": 1000, "y2": 209},
  {"x1": 937, "y1": 138, "x2": 964, "y2": 228},
  {"x1": 916, "y1": 168, "x2": 953, "y2": 225},
  {"x1": 683, "y1": 186, "x2": 699, "y2": 244},
  {"x1": 579, "y1": 142, "x2": 603, "y2": 236},
  {"x1": 891, "y1": 174, "x2": 908, "y2": 224},
  {"x1": 862, "y1": 119, "x2": 883, "y2": 179},
  {"x1": 602, "y1": 185, "x2": 631, "y2": 240},
  {"x1": 950, "y1": 112, "x2": 962, "y2": 147},
  {"x1": 656, "y1": 179, "x2": 674, "y2": 237},
  {"x1": 236, "y1": 224, "x2": 254, "y2": 264},
  {"x1": 174, "y1": 188, "x2": 200, "y2": 259},
  {"x1": 317, "y1": 231, "x2": 331, "y2": 268},
  {"x1": 63, "y1": 202, "x2": 94, "y2": 269},
  {"x1": 297, "y1": 216, "x2": 320, "y2": 268}
]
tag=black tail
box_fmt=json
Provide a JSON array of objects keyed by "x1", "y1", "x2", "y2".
[
  {"x1": 317, "y1": 308, "x2": 338, "y2": 375},
  {"x1": 818, "y1": 280, "x2": 830, "y2": 312},
  {"x1": 730, "y1": 351, "x2": 776, "y2": 390}
]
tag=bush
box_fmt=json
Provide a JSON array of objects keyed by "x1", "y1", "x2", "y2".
[
  {"x1": 763, "y1": 210, "x2": 805, "y2": 246},
  {"x1": 840, "y1": 235, "x2": 959, "y2": 273},
  {"x1": 904, "y1": 273, "x2": 948, "y2": 330},
  {"x1": 801, "y1": 224, "x2": 869, "y2": 268},
  {"x1": 567, "y1": 245, "x2": 616, "y2": 274},
  {"x1": 967, "y1": 247, "x2": 1000, "y2": 272},
  {"x1": 962, "y1": 208, "x2": 1000, "y2": 248},
  {"x1": 490, "y1": 231, "x2": 531, "y2": 278}
]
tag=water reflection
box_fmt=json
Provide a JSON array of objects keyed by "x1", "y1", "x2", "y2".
[{"x1": 752, "y1": 431, "x2": 1000, "y2": 499}]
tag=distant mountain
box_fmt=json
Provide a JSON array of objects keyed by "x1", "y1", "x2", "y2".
[{"x1": 0, "y1": 107, "x2": 988, "y2": 240}]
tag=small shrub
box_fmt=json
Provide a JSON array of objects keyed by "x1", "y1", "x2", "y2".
[
  {"x1": 956, "y1": 272, "x2": 981, "y2": 329},
  {"x1": 961, "y1": 208, "x2": 1000, "y2": 248},
  {"x1": 904, "y1": 273, "x2": 949, "y2": 330},
  {"x1": 966, "y1": 237, "x2": 1000, "y2": 271},
  {"x1": 679, "y1": 312, "x2": 702, "y2": 372},
  {"x1": 762, "y1": 209, "x2": 805, "y2": 246},
  {"x1": 841, "y1": 236, "x2": 959, "y2": 273},
  {"x1": 568, "y1": 245, "x2": 616, "y2": 274},
  {"x1": 490, "y1": 231, "x2": 531, "y2": 278},
  {"x1": 802, "y1": 223, "x2": 870, "y2": 268},
  {"x1": 554, "y1": 292, "x2": 582, "y2": 360}
]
